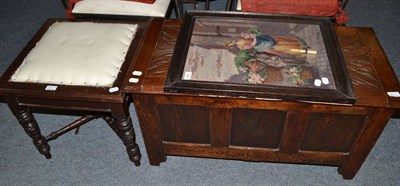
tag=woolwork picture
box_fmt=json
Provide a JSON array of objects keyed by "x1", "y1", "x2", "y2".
[{"x1": 181, "y1": 18, "x2": 336, "y2": 89}]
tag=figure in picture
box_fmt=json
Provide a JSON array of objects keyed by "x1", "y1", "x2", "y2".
[
  {"x1": 226, "y1": 28, "x2": 314, "y2": 86},
  {"x1": 226, "y1": 28, "x2": 310, "y2": 57}
]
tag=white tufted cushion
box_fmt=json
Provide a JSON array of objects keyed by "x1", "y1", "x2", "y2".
[
  {"x1": 11, "y1": 22, "x2": 138, "y2": 87},
  {"x1": 72, "y1": 0, "x2": 171, "y2": 17}
]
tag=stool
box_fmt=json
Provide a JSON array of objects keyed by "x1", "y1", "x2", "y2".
[{"x1": 0, "y1": 18, "x2": 150, "y2": 166}]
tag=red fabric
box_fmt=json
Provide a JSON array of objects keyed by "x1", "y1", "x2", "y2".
[
  {"x1": 241, "y1": 0, "x2": 339, "y2": 17},
  {"x1": 241, "y1": 0, "x2": 349, "y2": 23},
  {"x1": 335, "y1": 8, "x2": 350, "y2": 25},
  {"x1": 66, "y1": 0, "x2": 156, "y2": 19}
]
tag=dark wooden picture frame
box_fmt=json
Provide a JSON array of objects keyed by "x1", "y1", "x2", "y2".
[{"x1": 165, "y1": 11, "x2": 355, "y2": 104}]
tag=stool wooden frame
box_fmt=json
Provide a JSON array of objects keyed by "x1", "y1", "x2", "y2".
[{"x1": 0, "y1": 18, "x2": 155, "y2": 166}]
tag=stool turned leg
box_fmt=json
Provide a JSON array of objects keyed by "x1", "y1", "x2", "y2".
[
  {"x1": 17, "y1": 108, "x2": 52, "y2": 159},
  {"x1": 115, "y1": 116, "x2": 141, "y2": 166},
  {"x1": 6, "y1": 97, "x2": 52, "y2": 159},
  {"x1": 226, "y1": 0, "x2": 233, "y2": 11},
  {"x1": 174, "y1": 0, "x2": 181, "y2": 19},
  {"x1": 205, "y1": 0, "x2": 210, "y2": 10}
]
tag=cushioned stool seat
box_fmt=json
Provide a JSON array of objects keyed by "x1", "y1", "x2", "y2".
[
  {"x1": 0, "y1": 18, "x2": 150, "y2": 166},
  {"x1": 240, "y1": 0, "x2": 340, "y2": 16},
  {"x1": 69, "y1": 0, "x2": 172, "y2": 18},
  {"x1": 11, "y1": 22, "x2": 137, "y2": 87},
  {"x1": 238, "y1": 0, "x2": 349, "y2": 24}
]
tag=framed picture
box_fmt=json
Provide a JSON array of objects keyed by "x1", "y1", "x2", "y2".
[{"x1": 165, "y1": 11, "x2": 355, "y2": 104}]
